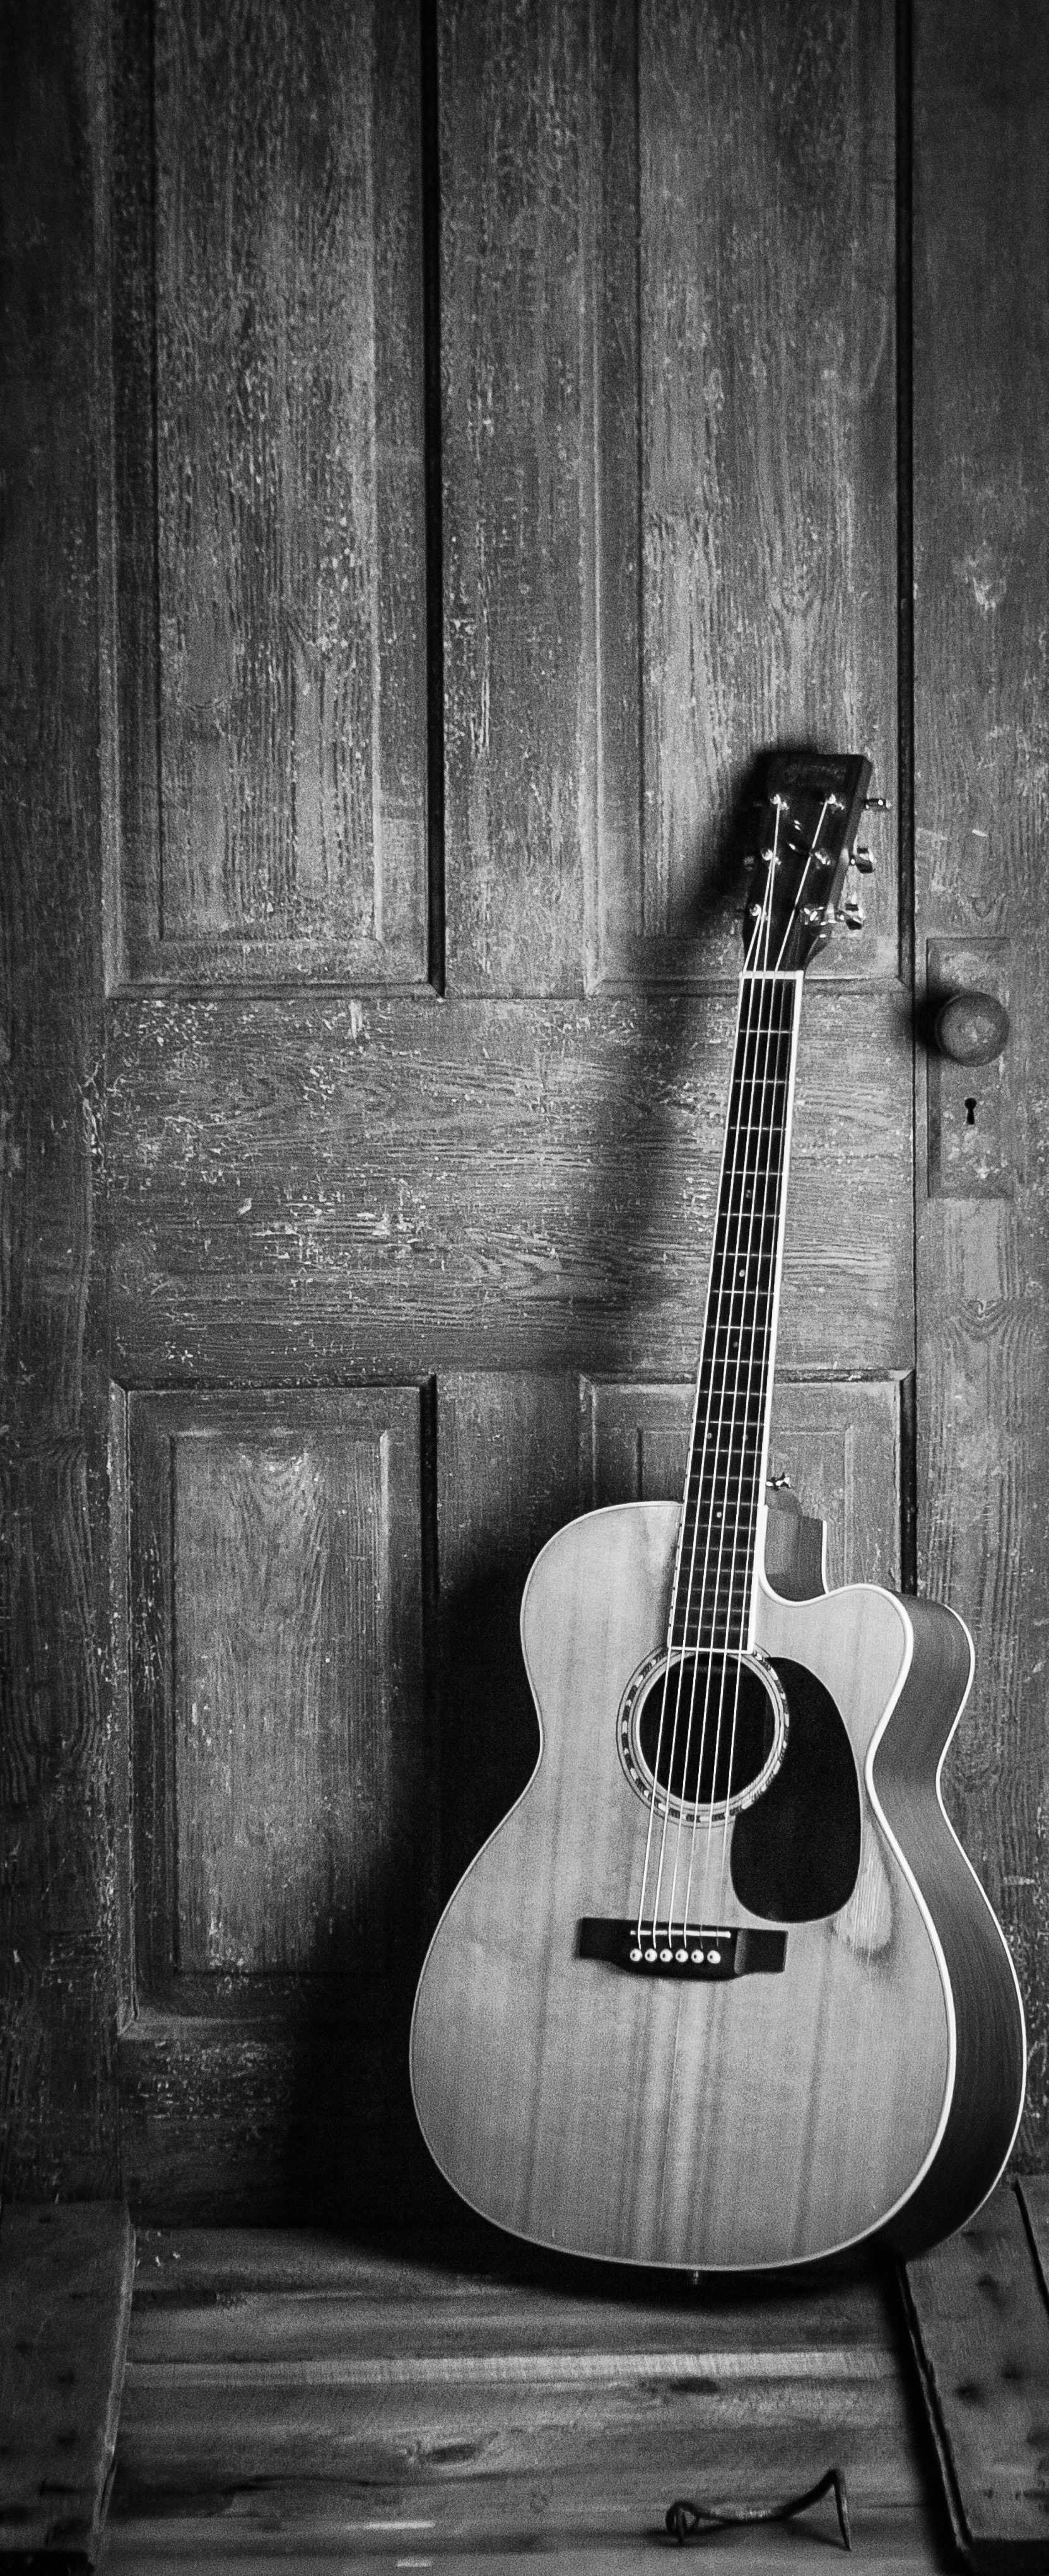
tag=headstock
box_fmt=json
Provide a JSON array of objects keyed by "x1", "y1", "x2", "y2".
[{"x1": 741, "y1": 751, "x2": 877, "y2": 974}]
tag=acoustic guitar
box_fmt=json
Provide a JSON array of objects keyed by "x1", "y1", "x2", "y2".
[{"x1": 411, "y1": 750, "x2": 1026, "y2": 2268}]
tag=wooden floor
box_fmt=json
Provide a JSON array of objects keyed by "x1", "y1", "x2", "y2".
[{"x1": 98, "y1": 2229, "x2": 955, "y2": 2571}]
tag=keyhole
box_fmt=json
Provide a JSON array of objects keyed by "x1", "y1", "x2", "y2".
[{"x1": 964, "y1": 1096, "x2": 977, "y2": 1127}]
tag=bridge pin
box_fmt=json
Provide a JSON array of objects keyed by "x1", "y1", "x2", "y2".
[
  {"x1": 629, "y1": 1947, "x2": 642, "y2": 1962},
  {"x1": 659, "y1": 1947, "x2": 672, "y2": 1962},
  {"x1": 706, "y1": 1948, "x2": 722, "y2": 1964},
  {"x1": 675, "y1": 1947, "x2": 688, "y2": 1962},
  {"x1": 645, "y1": 1947, "x2": 657, "y2": 1962},
  {"x1": 691, "y1": 1948, "x2": 703, "y2": 1963}
]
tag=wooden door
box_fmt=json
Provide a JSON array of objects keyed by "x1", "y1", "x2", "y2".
[{"x1": 3, "y1": 0, "x2": 1045, "y2": 2219}]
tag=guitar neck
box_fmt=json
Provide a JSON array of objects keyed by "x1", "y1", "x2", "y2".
[{"x1": 670, "y1": 969, "x2": 803, "y2": 1658}]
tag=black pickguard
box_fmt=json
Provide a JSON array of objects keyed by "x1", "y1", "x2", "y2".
[{"x1": 730, "y1": 1657, "x2": 862, "y2": 1923}]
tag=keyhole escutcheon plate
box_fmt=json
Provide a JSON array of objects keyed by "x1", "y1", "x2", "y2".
[{"x1": 926, "y1": 939, "x2": 1014, "y2": 1200}]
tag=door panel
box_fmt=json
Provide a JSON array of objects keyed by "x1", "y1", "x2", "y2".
[
  {"x1": 106, "y1": 986, "x2": 913, "y2": 1383},
  {"x1": 117, "y1": 1388, "x2": 431, "y2": 2213},
  {"x1": 590, "y1": 1378, "x2": 903, "y2": 1595},
  {"x1": 111, "y1": 0, "x2": 428, "y2": 985}
]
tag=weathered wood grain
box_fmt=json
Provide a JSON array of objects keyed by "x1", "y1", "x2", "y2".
[
  {"x1": 620, "y1": 0, "x2": 898, "y2": 985},
  {"x1": 441, "y1": 0, "x2": 898, "y2": 992},
  {"x1": 903, "y1": 2179, "x2": 1049, "y2": 2568},
  {"x1": 124, "y1": 1388, "x2": 425, "y2": 1984},
  {"x1": 913, "y1": 0, "x2": 1049, "y2": 2160},
  {"x1": 117, "y1": 1390, "x2": 430, "y2": 2223},
  {"x1": 590, "y1": 1376, "x2": 902, "y2": 1588},
  {"x1": 1017, "y1": 2172, "x2": 1049, "y2": 2302},
  {"x1": 117, "y1": 2004, "x2": 436, "y2": 2228},
  {"x1": 123, "y1": 2223, "x2": 893, "y2": 2349},
  {"x1": 102, "y1": 2228, "x2": 932, "y2": 2567},
  {"x1": 437, "y1": 1373, "x2": 588, "y2": 1897},
  {"x1": 105, "y1": 987, "x2": 914, "y2": 1383},
  {"x1": 111, "y1": 0, "x2": 427, "y2": 983},
  {"x1": 128, "y1": 1398, "x2": 178, "y2": 1996},
  {"x1": 0, "y1": 2202, "x2": 135, "y2": 2564},
  {"x1": 98, "y1": 2516, "x2": 950, "y2": 2573},
  {"x1": 0, "y1": 3, "x2": 119, "y2": 2196},
  {"x1": 173, "y1": 1424, "x2": 392, "y2": 1974},
  {"x1": 440, "y1": 0, "x2": 602, "y2": 993}
]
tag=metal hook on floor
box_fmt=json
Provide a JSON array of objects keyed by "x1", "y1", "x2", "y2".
[{"x1": 665, "y1": 2462, "x2": 851, "y2": 2550}]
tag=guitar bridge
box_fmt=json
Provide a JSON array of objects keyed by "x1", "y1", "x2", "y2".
[{"x1": 577, "y1": 1920, "x2": 786, "y2": 1980}]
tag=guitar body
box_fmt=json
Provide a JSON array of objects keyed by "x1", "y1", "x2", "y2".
[{"x1": 410, "y1": 1498, "x2": 1025, "y2": 2269}]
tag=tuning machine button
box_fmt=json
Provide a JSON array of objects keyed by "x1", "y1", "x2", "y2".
[
  {"x1": 851, "y1": 845, "x2": 876, "y2": 875},
  {"x1": 838, "y1": 893, "x2": 865, "y2": 931}
]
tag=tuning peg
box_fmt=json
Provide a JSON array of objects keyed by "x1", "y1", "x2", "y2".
[
  {"x1": 852, "y1": 845, "x2": 876, "y2": 874},
  {"x1": 839, "y1": 893, "x2": 865, "y2": 931},
  {"x1": 863, "y1": 795, "x2": 891, "y2": 812}
]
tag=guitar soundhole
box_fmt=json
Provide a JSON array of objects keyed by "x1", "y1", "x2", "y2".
[{"x1": 624, "y1": 1648, "x2": 787, "y2": 1818}]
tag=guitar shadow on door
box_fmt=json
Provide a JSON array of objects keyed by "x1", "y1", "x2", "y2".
[{"x1": 285, "y1": 747, "x2": 846, "y2": 2255}]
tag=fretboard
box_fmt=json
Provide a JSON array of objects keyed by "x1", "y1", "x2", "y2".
[{"x1": 670, "y1": 971, "x2": 800, "y2": 1658}]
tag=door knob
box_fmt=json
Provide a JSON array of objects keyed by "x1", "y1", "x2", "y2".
[{"x1": 934, "y1": 990, "x2": 1010, "y2": 1065}]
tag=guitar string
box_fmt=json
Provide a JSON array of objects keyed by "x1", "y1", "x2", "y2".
[
  {"x1": 687, "y1": 961, "x2": 791, "y2": 1939},
  {"x1": 652, "y1": 894, "x2": 782, "y2": 1941},
  {"x1": 657, "y1": 834, "x2": 788, "y2": 1937},
  {"x1": 637, "y1": 906, "x2": 766, "y2": 1943},
  {"x1": 706, "y1": 804, "x2": 835, "y2": 1931},
  {"x1": 677, "y1": 824, "x2": 788, "y2": 1936},
  {"x1": 635, "y1": 885, "x2": 771, "y2": 1945},
  {"x1": 664, "y1": 971, "x2": 785, "y2": 1940},
  {"x1": 638, "y1": 780, "x2": 836, "y2": 1943},
  {"x1": 667, "y1": 838, "x2": 784, "y2": 1939},
  {"x1": 696, "y1": 983, "x2": 790, "y2": 1935}
]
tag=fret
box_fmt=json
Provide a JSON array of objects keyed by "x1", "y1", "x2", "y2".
[
  {"x1": 674, "y1": 1565, "x2": 759, "y2": 1601},
  {"x1": 684, "y1": 1477, "x2": 762, "y2": 1507},
  {"x1": 686, "y1": 1443, "x2": 764, "y2": 1470},
  {"x1": 682, "y1": 1506, "x2": 761, "y2": 1536},
  {"x1": 716, "y1": 1193, "x2": 786, "y2": 1224},
  {"x1": 671, "y1": 1615, "x2": 751, "y2": 1650},
  {"x1": 716, "y1": 1177, "x2": 788, "y2": 1207},
  {"x1": 691, "y1": 1377, "x2": 770, "y2": 1410},
  {"x1": 701, "y1": 1329, "x2": 778, "y2": 1350},
  {"x1": 674, "y1": 1600, "x2": 755, "y2": 1632},
  {"x1": 678, "y1": 1517, "x2": 760, "y2": 1547}
]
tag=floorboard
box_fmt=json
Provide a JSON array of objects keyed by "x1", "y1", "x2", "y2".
[
  {"x1": 0, "y1": 2201, "x2": 135, "y2": 2565},
  {"x1": 901, "y1": 2180, "x2": 1049, "y2": 2571},
  {"x1": 98, "y1": 2228, "x2": 954, "y2": 2568}
]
